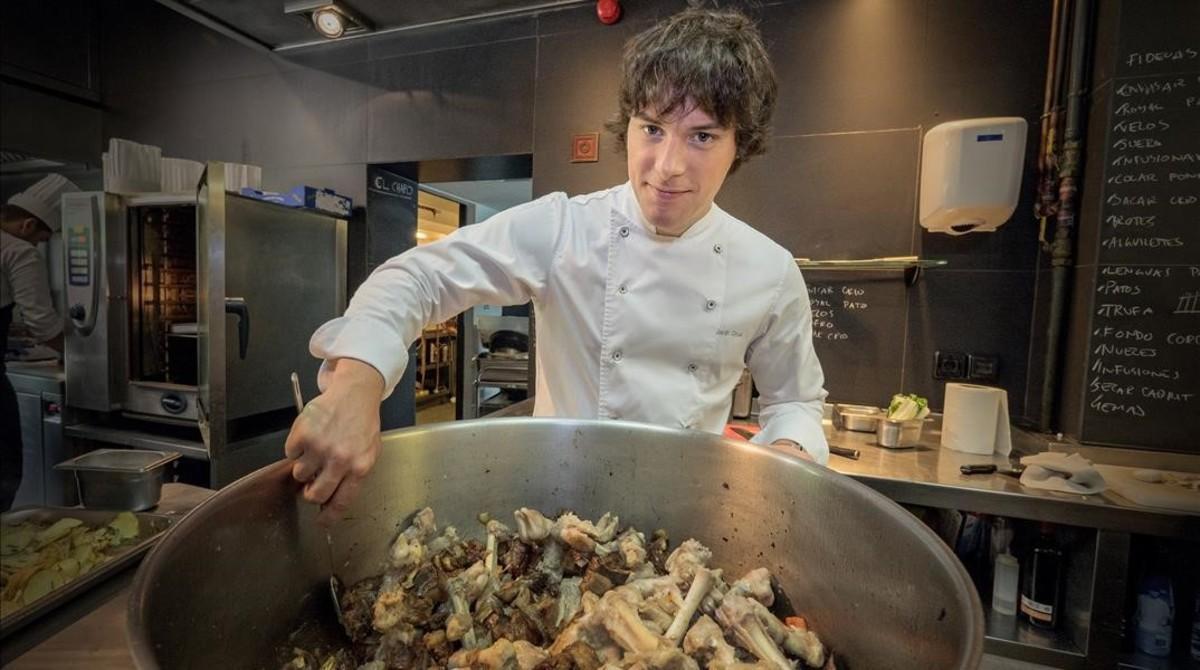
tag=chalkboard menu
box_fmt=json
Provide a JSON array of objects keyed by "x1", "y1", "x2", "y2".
[
  {"x1": 805, "y1": 277, "x2": 907, "y2": 408},
  {"x1": 1082, "y1": 265, "x2": 1200, "y2": 450},
  {"x1": 1080, "y1": 34, "x2": 1200, "y2": 452}
]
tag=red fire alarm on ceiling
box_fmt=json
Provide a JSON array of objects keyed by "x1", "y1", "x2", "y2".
[
  {"x1": 571, "y1": 133, "x2": 600, "y2": 163},
  {"x1": 596, "y1": 0, "x2": 621, "y2": 25}
]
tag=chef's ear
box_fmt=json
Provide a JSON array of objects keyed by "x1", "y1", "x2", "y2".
[{"x1": 18, "y1": 216, "x2": 49, "y2": 240}]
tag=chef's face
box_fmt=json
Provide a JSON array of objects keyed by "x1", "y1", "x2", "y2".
[{"x1": 626, "y1": 102, "x2": 737, "y2": 236}]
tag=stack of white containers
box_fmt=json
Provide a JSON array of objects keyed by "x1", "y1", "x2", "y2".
[
  {"x1": 160, "y1": 157, "x2": 205, "y2": 194},
  {"x1": 103, "y1": 138, "x2": 161, "y2": 194},
  {"x1": 103, "y1": 137, "x2": 263, "y2": 194},
  {"x1": 222, "y1": 162, "x2": 262, "y2": 191}
]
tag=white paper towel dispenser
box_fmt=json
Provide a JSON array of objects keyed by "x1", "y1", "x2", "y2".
[{"x1": 919, "y1": 117, "x2": 1028, "y2": 235}]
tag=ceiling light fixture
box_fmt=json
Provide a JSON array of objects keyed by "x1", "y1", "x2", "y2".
[
  {"x1": 284, "y1": 2, "x2": 373, "y2": 40},
  {"x1": 312, "y1": 7, "x2": 344, "y2": 38}
]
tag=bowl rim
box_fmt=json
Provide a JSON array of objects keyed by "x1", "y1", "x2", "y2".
[{"x1": 127, "y1": 417, "x2": 984, "y2": 669}]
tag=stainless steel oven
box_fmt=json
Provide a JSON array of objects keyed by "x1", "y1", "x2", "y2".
[{"x1": 60, "y1": 163, "x2": 347, "y2": 484}]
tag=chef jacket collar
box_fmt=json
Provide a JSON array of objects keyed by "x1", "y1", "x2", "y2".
[{"x1": 617, "y1": 181, "x2": 722, "y2": 240}]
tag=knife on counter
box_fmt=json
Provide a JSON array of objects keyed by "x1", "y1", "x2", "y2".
[
  {"x1": 960, "y1": 463, "x2": 1026, "y2": 477},
  {"x1": 828, "y1": 444, "x2": 861, "y2": 461}
]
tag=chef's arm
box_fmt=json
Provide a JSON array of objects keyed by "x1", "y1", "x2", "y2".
[
  {"x1": 745, "y1": 261, "x2": 830, "y2": 465},
  {"x1": 7, "y1": 242, "x2": 62, "y2": 343},
  {"x1": 309, "y1": 195, "x2": 567, "y2": 398},
  {"x1": 291, "y1": 195, "x2": 567, "y2": 522}
]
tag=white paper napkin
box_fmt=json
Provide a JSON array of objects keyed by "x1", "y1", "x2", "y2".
[{"x1": 1019, "y1": 452, "x2": 1107, "y2": 495}]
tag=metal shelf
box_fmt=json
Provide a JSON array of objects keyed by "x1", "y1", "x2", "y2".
[
  {"x1": 794, "y1": 256, "x2": 947, "y2": 286},
  {"x1": 1119, "y1": 651, "x2": 1200, "y2": 670},
  {"x1": 984, "y1": 609, "x2": 1087, "y2": 669}
]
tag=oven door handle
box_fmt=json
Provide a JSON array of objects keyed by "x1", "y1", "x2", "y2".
[{"x1": 224, "y1": 297, "x2": 250, "y2": 360}]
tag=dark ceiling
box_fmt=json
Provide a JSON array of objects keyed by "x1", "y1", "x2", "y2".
[{"x1": 160, "y1": 0, "x2": 590, "y2": 50}]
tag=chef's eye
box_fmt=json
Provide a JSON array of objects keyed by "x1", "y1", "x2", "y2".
[
  {"x1": 695, "y1": 132, "x2": 714, "y2": 143},
  {"x1": 641, "y1": 124, "x2": 663, "y2": 137}
]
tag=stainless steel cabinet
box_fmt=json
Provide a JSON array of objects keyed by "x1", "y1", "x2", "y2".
[{"x1": 8, "y1": 367, "x2": 68, "y2": 508}]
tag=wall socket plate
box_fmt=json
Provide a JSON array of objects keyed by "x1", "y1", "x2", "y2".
[
  {"x1": 933, "y1": 351, "x2": 968, "y2": 380},
  {"x1": 968, "y1": 353, "x2": 1000, "y2": 382},
  {"x1": 934, "y1": 351, "x2": 1000, "y2": 381}
]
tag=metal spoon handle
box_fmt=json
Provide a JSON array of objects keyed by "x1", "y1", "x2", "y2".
[{"x1": 290, "y1": 372, "x2": 304, "y2": 414}]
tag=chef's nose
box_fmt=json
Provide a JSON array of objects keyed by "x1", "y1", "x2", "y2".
[{"x1": 654, "y1": 135, "x2": 686, "y2": 178}]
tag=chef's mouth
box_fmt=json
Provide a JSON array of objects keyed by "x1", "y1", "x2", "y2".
[{"x1": 647, "y1": 184, "x2": 691, "y2": 198}]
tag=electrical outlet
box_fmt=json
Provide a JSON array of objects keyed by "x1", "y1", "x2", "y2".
[
  {"x1": 968, "y1": 354, "x2": 1000, "y2": 382},
  {"x1": 934, "y1": 351, "x2": 968, "y2": 380}
]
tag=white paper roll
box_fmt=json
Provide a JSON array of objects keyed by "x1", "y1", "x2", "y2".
[{"x1": 941, "y1": 383, "x2": 1012, "y2": 456}]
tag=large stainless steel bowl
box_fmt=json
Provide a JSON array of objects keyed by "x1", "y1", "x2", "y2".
[{"x1": 128, "y1": 419, "x2": 983, "y2": 668}]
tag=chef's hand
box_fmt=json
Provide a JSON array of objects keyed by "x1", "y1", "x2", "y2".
[
  {"x1": 772, "y1": 439, "x2": 814, "y2": 463},
  {"x1": 284, "y1": 358, "x2": 384, "y2": 525}
]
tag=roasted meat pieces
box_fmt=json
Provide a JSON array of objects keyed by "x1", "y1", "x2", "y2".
[{"x1": 284, "y1": 508, "x2": 828, "y2": 670}]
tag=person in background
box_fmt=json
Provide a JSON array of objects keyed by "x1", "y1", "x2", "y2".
[
  {"x1": 1, "y1": 174, "x2": 79, "y2": 511},
  {"x1": 286, "y1": 8, "x2": 828, "y2": 523}
]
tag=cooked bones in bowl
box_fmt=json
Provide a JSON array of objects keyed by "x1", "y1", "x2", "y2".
[{"x1": 283, "y1": 507, "x2": 829, "y2": 670}]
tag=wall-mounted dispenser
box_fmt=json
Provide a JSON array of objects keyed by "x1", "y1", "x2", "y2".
[{"x1": 919, "y1": 117, "x2": 1028, "y2": 235}]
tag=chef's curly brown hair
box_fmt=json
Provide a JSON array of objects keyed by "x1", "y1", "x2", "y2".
[{"x1": 605, "y1": 7, "x2": 777, "y2": 173}]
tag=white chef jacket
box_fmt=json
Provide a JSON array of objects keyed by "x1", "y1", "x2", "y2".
[
  {"x1": 311, "y1": 182, "x2": 830, "y2": 463},
  {"x1": 0, "y1": 230, "x2": 61, "y2": 342}
]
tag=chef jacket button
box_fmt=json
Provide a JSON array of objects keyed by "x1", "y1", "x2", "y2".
[
  {"x1": 619, "y1": 226, "x2": 630, "y2": 238},
  {"x1": 713, "y1": 243, "x2": 723, "y2": 254},
  {"x1": 687, "y1": 362, "x2": 698, "y2": 373},
  {"x1": 705, "y1": 299, "x2": 717, "y2": 311},
  {"x1": 618, "y1": 284, "x2": 628, "y2": 295},
  {"x1": 612, "y1": 350, "x2": 623, "y2": 362}
]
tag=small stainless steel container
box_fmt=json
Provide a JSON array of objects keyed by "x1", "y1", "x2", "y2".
[
  {"x1": 877, "y1": 417, "x2": 925, "y2": 449},
  {"x1": 833, "y1": 404, "x2": 883, "y2": 432},
  {"x1": 55, "y1": 449, "x2": 181, "y2": 511}
]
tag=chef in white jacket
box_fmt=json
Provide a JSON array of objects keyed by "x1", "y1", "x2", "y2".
[
  {"x1": 287, "y1": 8, "x2": 829, "y2": 522},
  {"x1": 1, "y1": 174, "x2": 79, "y2": 511}
]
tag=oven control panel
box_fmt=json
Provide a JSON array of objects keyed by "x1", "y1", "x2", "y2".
[
  {"x1": 66, "y1": 224, "x2": 91, "y2": 287},
  {"x1": 61, "y1": 194, "x2": 100, "y2": 335}
]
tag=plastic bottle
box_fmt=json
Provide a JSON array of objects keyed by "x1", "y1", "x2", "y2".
[
  {"x1": 992, "y1": 551, "x2": 1020, "y2": 616},
  {"x1": 1133, "y1": 571, "x2": 1174, "y2": 657},
  {"x1": 1020, "y1": 522, "x2": 1064, "y2": 629},
  {"x1": 991, "y1": 517, "x2": 1014, "y2": 563},
  {"x1": 1190, "y1": 591, "x2": 1200, "y2": 661}
]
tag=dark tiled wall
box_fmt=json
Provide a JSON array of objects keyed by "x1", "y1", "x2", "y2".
[
  {"x1": 97, "y1": 0, "x2": 1053, "y2": 418},
  {"x1": 1, "y1": 1, "x2": 102, "y2": 164}
]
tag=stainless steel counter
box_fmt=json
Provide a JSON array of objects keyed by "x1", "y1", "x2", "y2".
[
  {"x1": 6, "y1": 363, "x2": 68, "y2": 508},
  {"x1": 774, "y1": 418, "x2": 1200, "y2": 668},
  {"x1": 807, "y1": 421, "x2": 1200, "y2": 538},
  {"x1": 480, "y1": 394, "x2": 1199, "y2": 537},
  {"x1": 4, "y1": 361, "x2": 65, "y2": 383}
]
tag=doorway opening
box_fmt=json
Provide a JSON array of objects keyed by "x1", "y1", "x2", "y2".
[{"x1": 362, "y1": 155, "x2": 533, "y2": 429}]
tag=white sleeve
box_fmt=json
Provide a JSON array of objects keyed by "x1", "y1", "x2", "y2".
[
  {"x1": 6, "y1": 243, "x2": 62, "y2": 342},
  {"x1": 309, "y1": 193, "x2": 568, "y2": 398},
  {"x1": 746, "y1": 255, "x2": 830, "y2": 464}
]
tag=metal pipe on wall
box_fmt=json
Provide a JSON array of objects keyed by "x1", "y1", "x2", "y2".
[
  {"x1": 1039, "y1": 0, "x2": 1093, "y2": 433},
  {"x1": 1034, "y1": 0, "x2": 1070, "y2": 238}
]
